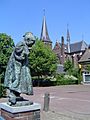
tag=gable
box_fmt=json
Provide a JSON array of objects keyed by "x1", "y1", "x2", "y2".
[
  {"x1": 78, "y1": 49, "x2": 90, "y2": 64},
  {"x1": 81, "y1": 41, "x2": 88, "y2": 51}
]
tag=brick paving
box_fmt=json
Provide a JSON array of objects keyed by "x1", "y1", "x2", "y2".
[{"x1": 0, "y1": 85, "x2": 90, "y2": 120}]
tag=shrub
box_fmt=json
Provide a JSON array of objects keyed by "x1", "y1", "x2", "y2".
[
  {"x1": 56, "y1": 74, "x2": 78, "y2": 85},
  {"x1": 0, "y1": 84, "x2": 6, "y2": 98},
  {"x1": 32, "y1": 77, "x2": 56, "y2": 87}
]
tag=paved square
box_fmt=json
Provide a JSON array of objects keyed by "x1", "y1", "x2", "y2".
[{"x1": 0, "y1": 85, "x2": 90, "y2": 120}]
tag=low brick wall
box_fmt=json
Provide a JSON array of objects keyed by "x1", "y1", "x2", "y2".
[
  {"x1": 0, "y1": 102, "x2": 41, "y2": 120},
  {"x1": 1, "y1": 108, "x2": 40, "y2": 120}
]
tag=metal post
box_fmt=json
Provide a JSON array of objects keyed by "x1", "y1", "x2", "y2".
[{"x1": 43, "y1": 92, "x2": 50, "y2": 112}]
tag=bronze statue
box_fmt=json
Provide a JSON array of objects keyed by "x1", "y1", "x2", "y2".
[{"x1": 4, "y1": 32, "x2": 36, "y2": 106}]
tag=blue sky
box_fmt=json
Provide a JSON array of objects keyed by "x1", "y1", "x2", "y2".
[{"x1": 0, "y1": 0, "x2": 90, "y2": 47}]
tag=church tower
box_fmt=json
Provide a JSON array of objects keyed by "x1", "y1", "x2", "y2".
[
  {"x1": 67, "y1": 24, "x2": 70, "y2": 53},
  {"x1": 40, "y1": 10, "x2": 52, "y2": 48}
]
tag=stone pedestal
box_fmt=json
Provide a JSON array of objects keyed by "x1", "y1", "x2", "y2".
[{"x1": 0, "y1": 103, "x2": 41, "y2": 120}]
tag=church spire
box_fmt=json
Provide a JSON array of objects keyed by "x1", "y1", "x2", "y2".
[
  {"x1": 67, "y1": 24, "x2": 70, "y2": 53},
  {"x1": 40, "y1": 10, "x2": 52, "y2": 48}
]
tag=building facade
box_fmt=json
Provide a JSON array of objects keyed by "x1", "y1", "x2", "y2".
[{"x1": 40, "y1": 14, "x2": 89, "y2": 67}]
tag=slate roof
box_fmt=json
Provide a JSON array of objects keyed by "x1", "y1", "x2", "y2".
[
  {"x1": 53, "y1": 40, "x2": 88, "y2": 55},
  {"x1": 40, "y1": 15, "x2": 52, "y2": 43},
  {"x1": 70, "y1": 40, "x2": 88, "y2": 53},
  {"x1": 78, "y1": 48, "x2": 90, "y2": 64},
  {"x1": 63, "y1": 40, "x2": 88, "y2": 53}
]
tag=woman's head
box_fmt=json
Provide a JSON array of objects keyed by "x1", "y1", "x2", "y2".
[{"x1": 23, "y1": 32, "x2": 36, "y2": 47}]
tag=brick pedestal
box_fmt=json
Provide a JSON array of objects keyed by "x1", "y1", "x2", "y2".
[{"x1": 0, "y1": 103, "x2": 41, "y2": 120}]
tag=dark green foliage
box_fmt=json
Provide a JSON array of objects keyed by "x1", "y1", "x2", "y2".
[
  {"x1": 32, "y1": 77, "x2": 52, "y2": 87},
  {"x1": 64, "y1": 59, "x2": 73, "y2": 75},
  {"x1": 71, "y1": 68, "x2": 79, "y2": 77},
  {"x1": 29, "y1": 39, "x2": 57, "y2": 80},
  {"x1": 57, "y1": 59, "x2": 81, "y2": 85},
  {"x1": 0, "y1": 84, "x2": 6, "y2": 98},
  {"x1": 0, "y1": 33, "x2": 15, "y2": 83},
  {"x1": 56, "y1": 79, "x2": 78, "y2": 85},
  {"x1": 64, "y1": 59, "x2": 81, "y2": 78},
  {"x1": 55, "y1": 74, "x2": 78, "y2": 85}
]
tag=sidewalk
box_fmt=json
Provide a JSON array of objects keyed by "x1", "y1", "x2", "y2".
[{"x1": 0, "y1": 85, "x2": 90, "y2": 120}]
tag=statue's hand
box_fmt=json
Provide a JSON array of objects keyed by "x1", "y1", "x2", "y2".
[{"x1": 14, "y1": 53, "x2": 25, "y2": 61}]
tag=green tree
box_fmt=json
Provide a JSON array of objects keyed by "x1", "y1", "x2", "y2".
[
  {"x1": 64, "y1": 59, "x2": 81, "y2": 84},
  {"x1": 64, "y1": 59, "x2": 73, "y2": 73},
  {"x1": 29, "y1": 39, "x2": 57, "y2": 80},
  {"x1": 0, "y1": 33, "x2": 15, "y2": 83},
  {"x1": 86, "y1": 64, "x2": 90, "y2": 72}
]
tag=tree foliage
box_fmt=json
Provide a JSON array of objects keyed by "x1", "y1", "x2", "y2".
[
  {"x1": 64, "y1": 59, "x2": 81, "y2": 83},
  {"x1": 29, "y1": 39, "x2": 57, "y2": 78},
  {"x1": 86, "y1": 64, "x2": 90, "y2": 72},
  {"x1": 64, "y1": 59, "x2": 73, "y2": 72},
  {"x1": 0, "y1": 33, "x2": 15, "y2": 83}
]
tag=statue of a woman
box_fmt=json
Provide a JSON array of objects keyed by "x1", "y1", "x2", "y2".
[{"x1": 4, "y1": 32, "x2": 36, "y2": 105}]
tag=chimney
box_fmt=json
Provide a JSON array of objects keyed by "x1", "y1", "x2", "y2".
[{"x1": 61, "y1": 36, "x2": 65, "y2": 64}]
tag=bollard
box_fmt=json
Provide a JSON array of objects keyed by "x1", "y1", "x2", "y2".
[{"x1": 43, "y1": 92, "x2": 50, "y2": 112}]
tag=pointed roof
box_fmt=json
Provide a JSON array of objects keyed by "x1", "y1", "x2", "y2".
[
  {"x1": 40, "y1": 15, "x2": 52, "y2": 43},
  {"x1": 53, "y1": 40, "x2": 61, "y2": 50},
  {"x1": 67, "y1": 27, "x2": 70, "y2": 42},
  {"x1": 66, "y1": 24, "x2": 70, "y2": 53},
  {"x1": 78, "y1": 48, "x2": 90, "y2": 64}
]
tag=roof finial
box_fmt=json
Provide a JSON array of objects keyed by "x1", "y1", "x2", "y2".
[
  {"x1": 40, "y1": 9, "x2": 52, "y2": 44},
  {"x1": 67, "y1": 23, "x2": 69, "y2": 29},
  {"x1": 82, "y1": 34, "x2": 84, "y2": 41},
  {"x1": 43, "y1": 9, "x2": 45, "y2": 16},
  {"x1": 67, "y1": 23, "x2": 70, "y2": 41}
]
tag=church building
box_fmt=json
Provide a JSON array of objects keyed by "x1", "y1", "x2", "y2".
[
  {"x1": 40, "y1": 13, "x2": 89, "y2": 68},
  {"x1": 40, "y1": 13, "x2": 52, "y2": 48}
]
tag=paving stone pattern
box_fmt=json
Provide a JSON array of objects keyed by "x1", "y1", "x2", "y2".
[{"x1": 0, "y1": 85, "x2": 90, "y2": 120}]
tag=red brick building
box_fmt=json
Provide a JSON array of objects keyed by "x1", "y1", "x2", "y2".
[{"x1": 40, "y1": 14, "x2": 88, "y2": 68}]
